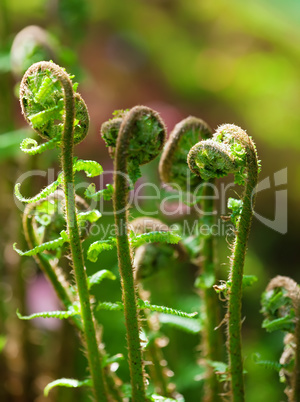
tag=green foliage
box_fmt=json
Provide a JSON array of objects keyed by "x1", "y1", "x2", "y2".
[
  {"x1": 16, "y1": 302, "x2": 80, "y2": 321},
  {"x1": 158, "y1": 313, "x2": 202, "y2": 334},
  {"x1": 84, "y1": 183, "x2": 114, "y2": 201},
  {"x1": 261, "y1": 287, "x2": 295, "y2": 333},
  {"x1": 14, "y1": 177, "x2": 62, "y2": 203},
  {"x1": 130, "y1": 231, "x2": 182, "y2": 248},
  {"x1": 87, "y1": 269, "x2": 116, "y2": 290},
  {"x1": 253, "y1": 353, "x2": 289, "y2": 373},
  {"x1": 227, "y1": 197, "x2": 243, "y2": 226},
  {"x1": 13, "y1": 230, "x2": 69, "y2": 256},
  {"x1": 87, "y1": 239, "x2": 117, "y2": 262},
  {"x1": 137, "y1": 299, "x2": 198, "y2": 318},
  {"x1": 44, "y1": 378, "x2": 92, "y2": 397}
]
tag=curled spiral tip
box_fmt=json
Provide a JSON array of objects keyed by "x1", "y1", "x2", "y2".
[
  {"x1": 159, "y1": 116, "x2": 212, "y2": 191},
  {"x1": 104, "y1": 105, "x2": 166, "y2": 166},
  {"x1": 19, "y1": 61, "x2": 88, "y2": 145},
  {"x1": 187, "y1": 139, "x2": 238, "y2": 181},
  {"x1": 214, "y1": 123, "x2": 253, "y2": 151},
  {"x1": 100, "y1": 117, "x2": 122, "y2": 158}
]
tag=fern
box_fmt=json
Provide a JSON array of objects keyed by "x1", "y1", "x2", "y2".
[
  {"x1": 88, "y1": 269, "x2": 116, "y2": 290},
  {"x1": 14, "y1": 177, "x2": 62, "y2": 203},
  {"x1": 96, "y1": 301, "x2": 124, "y2": 312},
  {"x1": 44, "y1": 378, "x2": 92, "y2": 397},
  {"x1": 84, "y1": 183, "x2": 114, "y2": 201},
  {"x1": 16, "y1": 303, "x2": 80, "y2": 321},
  {"x1": 20, "y1": 136, "x2": 59, "y2": 155},
  {"x1": 73, "y1": 159, "x2": 103, "y2": 177},
  {"x1": 150, "y1": 395, "x2": 177, "y2": 401},
  {"x1": 137, "y1": 299, "x2": 198, "y2": 318},
  {"x1": 130, "y1": 231, "x2": 181, "y2": 248},
  {"x1": 262, "y1": 314, "x2": 295, "y2": 333},
  {"x1": 13, "y1": 230, "x2": 69, "y2": 256},
  {"x1": 253, "y1": 353, "x2": 287, "y2": 372},
  {"x1": 158, "y1": 313, "x2": 202, "y2": 334},
  {"x1": 87, "y1": 239, "x2": 117, "y2": 262},
  {"x1": 78, "y1": 210, "x2": 102, "y2": 224}
]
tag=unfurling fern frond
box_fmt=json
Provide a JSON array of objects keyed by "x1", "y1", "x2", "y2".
[
  {"x1": 73, "y1": 159, "x2": 103, "y2": 177},
  {"x1": 13, "y1": 230, "x2": 69, "y2": 256},
  {"x1": 87, "y1": 239, "x2": 117, "y2": 262},
  {"x1": 14, "y1": 176, "x2": 63, "y2": 203},
  {"x1": 20, "y1": 136, "x2": 60, "y2": 155}
]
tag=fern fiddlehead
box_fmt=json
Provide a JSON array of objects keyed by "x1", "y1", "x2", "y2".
[
  {"x1": 159, "y1": 116, "x2": 223, "y2": 401},
  {"x1": 188, "y1": 124, "x2": 260, "y2": 401},
  {"x1": 18, "y1": 61, "x2": 108, "y2": 401},
  {"x1": 101, "y1": 106, "x2": 166, "y2": 401},
  {"x1": 261, "y1": 276, "x2": 300, "y2": 401}
]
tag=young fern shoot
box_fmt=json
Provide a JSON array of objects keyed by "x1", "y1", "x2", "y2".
[
  {"x1": 101, "y1": 106, "x2": 166, "y2": 401},
  {"x1": 261, "y1": 276, "x2": 300, "y2": 401},
  {"x1": 159, "y1": 117, "x2": 223, "y2": 401},
  {"x1": 188, "y1": 124, "x2": 260, "y2": 401},
  {"x1": 17, "y1": 61, "x2": 108, "y2": 401}
]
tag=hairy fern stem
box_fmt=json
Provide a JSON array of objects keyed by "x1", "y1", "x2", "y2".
[
  {"x1": 20, "y1": 62, "x2": 108, "y2": 401},
  {"x1": 188, "y1": 124, "x2": 259, "y2": 401},
  {"x1": 159, "y1": 117, "x2": 223, "y2": 401},
  {"x1": 110, "y1": 106, "x2": 166, "y2": 401}
]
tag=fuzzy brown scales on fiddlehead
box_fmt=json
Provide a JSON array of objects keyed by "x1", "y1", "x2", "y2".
[{"x1": 159, "y1": 116, "x2": 212, "y2": 191}]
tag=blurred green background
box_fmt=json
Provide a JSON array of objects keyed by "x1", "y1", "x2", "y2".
[{"x1": 0, "y1": 0, "x2": 299, "y2": 401}]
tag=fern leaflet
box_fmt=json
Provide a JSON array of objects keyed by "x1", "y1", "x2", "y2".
[{"x1": 44, "y1": 378, "x2": 92, "y2": 397}]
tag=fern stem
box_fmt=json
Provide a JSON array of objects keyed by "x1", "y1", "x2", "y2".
[
  {"x1": 188, "y1": 124, "x2": 259, "y2": 401},
  {"x1": 113, "y1": 107, "x2": 156, "y2": 401},
  {"x1": 227, "y1": 139, "x2": 258, "y2": 402},
  {"x1": 55, "y1": 67, "x2": 108, "y2": 402},
  {"x1": 201, "y1": 182, "x2": 223, "y2": 401}
]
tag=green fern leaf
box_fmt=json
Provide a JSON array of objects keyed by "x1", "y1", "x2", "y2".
[
  {"x1": 150, "y1": 395, "x2": 177, "y2": 401},
  {"x1": 138, "y1": 299, "x2": 198, "y2": 318},
  {"x1": 73, "y1": 159, "x2": 103, "y2": 177},
  {"x1": 16, "y1": 303, "x2": 80, "y2": 321},
  {"x1": 253, "y1": 353, "x2": 286, "y2": 372},
  {"x1": 20, "y1": 136, "x2": 59, "y2": 155},
  {"x1": 44, "y1": 378, "x2": 92, "y2": 397},
  {"x1": 84, "y1": 183, "x2": 114, "y2": 201},
  {"x1": 262, "y1": 314, "x2": 295, "y2": 333},
  {"x1": 14, "y1": 174, "x2": 63, "y2": 203},
  {"x1": 96, "y1": 301, "x2": 124, "y2": 312},
  {"x1": 88, "y1": 269, "x2": 116, "y2": 290},
  {"x1": 158, "y1": 313, "x2": 202, "y2": 334},
  {"x1": 102, "y1": 353, "x2": 124, "y2": 368},
  {"x1": 13, "y1": 230, "x2": 68, "y2": 256},
  {"x1": 87, "y1": 239, "x2": 117, "y2": 262},
  {"x1": 78, "y1": 210, "x2": 102, "y2": 223},
  {"x1": 130, "y1": 231, "x2": 181, "y2": 248},
  {"x1": 29, "y1": 105, "x2": 62, "y2": 129}
]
